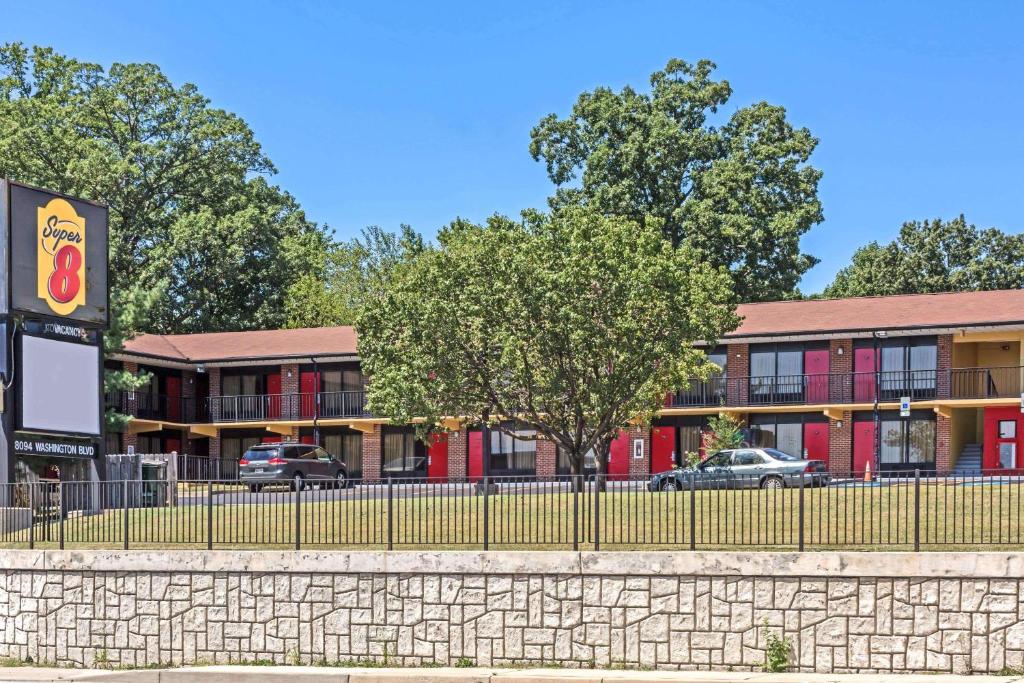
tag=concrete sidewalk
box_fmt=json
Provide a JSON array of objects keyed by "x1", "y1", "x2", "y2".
[{"x1": 1, "y1": 668, "x2": 1023, "y2": 683}]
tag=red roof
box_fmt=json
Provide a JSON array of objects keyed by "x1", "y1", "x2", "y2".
[
  {"x1": 121, "y1": 289, "x2": 1024, "y2": 362},
  {"x1": 730, "y1": 289, "x2": 1024, "y2": 338},
  {"x1": 123, "y1": 326, "x2": 358, "y2": 362}
]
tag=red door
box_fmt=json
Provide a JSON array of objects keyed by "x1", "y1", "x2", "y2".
[
  {"x1": 651, "y1": 426, "x2": 676, "y2": 473},
  {"x1": 802, "y1": 421, "x2": 830, "y2": 468},
  {"x1": 266, "y1": 372, "x2": 282, "y2": 419},
  {"x1": 607, "y1": 431, "x2": 631, "y2": 480},
  {"x1": 300, "y1": 434, "x2": 315, "y2": 445},
  {"x1": 300, "y1": 371, "x2": 319, "y2": 418},
  {"x1": 261, "y1": 436, "x2": 279, "y2": 444},
  {"x1": 165, "y1": 376, "x2": 182, "y2": 422},
  {"x1": 983, "y1": 407, "x2": 1022, "y2": 472},
  {"x1": 804, "y1": 349, "x2": 829, "y2": 403},
  {"x1": 854, "y1": 348, "x2": 876, "y2": 402},
  {"x1": 427, "y1": 432, "x2": 449, "y2": 480},
  {"x1": 852, "y1": 420, "x2": 876, "y2": 476},
  {"x1": 165, "y1": 437, "x2": 181, "y2": 455},
  {"x1": 468, "y1": 430, "x2": 483, "y2": 481}
]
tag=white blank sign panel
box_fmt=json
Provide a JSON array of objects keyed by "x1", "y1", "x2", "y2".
[{"x1": 20, "y1": 335, "x2": 101, "y2": 435}]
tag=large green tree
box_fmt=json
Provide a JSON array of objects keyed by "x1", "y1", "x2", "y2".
[
  {"x1": 0, "y1": 43, "x2": 326, "y2": 333},
  {"x1": 285, "y1": 225, "x2": 424, "y2": 328},
  {"x1": 824, "y1": 216, "x2": 1024, "y2": 298},
  {"x1": 357, "y1": 206, "x2": 738, "y2": 477},
  {"x1": 530, "y1": 59, "x2": 823, "y2": 303}
]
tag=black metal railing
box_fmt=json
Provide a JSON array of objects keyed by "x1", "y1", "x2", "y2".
[
  {"x1": 2, "y1": 470, "x2": 1022, "y2": 551},
  {"x1": 666, "y1": 370, "x2": 945, "y2": 408},
  {"x1": 105, "y1": 391, "x2": 197, "y2": 423},
  {"x1": 206, "y1": 391, "x2": 369, "y2": 422}
]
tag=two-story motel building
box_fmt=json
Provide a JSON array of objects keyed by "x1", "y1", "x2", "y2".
[{"x1": 62, "y1": 289, "x2": 1024, "y2": 484}]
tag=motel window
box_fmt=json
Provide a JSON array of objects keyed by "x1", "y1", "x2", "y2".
[
  {"x1": 323, "y1": 431, "x2": 363, "y2": 479},
  {"x1": 750, "y1": 343, "x2": 805, "y2": 399},
  {"x1": 857, "y1": 410, "x2": 936, "y2": 469},
  {"x1": 999, "y1": 421, "x2": 1017, "y2": 439},
  {"x1": 856, "y1": 336, "x2": 937, "y2": 397},
  {"x1": 490, "y1": 422, "x2": 537, "y2": 475},
  {"x1": 749, "y1": 413, "x2": 826, "y2": 459},
  {"x1": 382, "y1": 426, "x2": 424, "y2": 476},
  {"x1": 222, "y1": 436, "x2": 263, "y2": 460}
]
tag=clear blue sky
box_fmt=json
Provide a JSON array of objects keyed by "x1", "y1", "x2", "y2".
[{"x1": 3, "y1": 1, "x2": 1023, "y2": 293}]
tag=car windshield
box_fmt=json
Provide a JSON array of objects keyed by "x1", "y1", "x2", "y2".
[
  {"x1": 764, "y1": 448, "x2": 800, "y2": 461},
  {"x1": 242, "y1": 447, "x2": 279, "y2": 461}
]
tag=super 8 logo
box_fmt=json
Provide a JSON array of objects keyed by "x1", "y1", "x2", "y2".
[{"x1": 36, "y1": 198, "x2": 86, "y2": 316}]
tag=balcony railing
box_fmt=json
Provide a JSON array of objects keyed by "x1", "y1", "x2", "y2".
[
  {"x1": 107, "y1": 367, "x2": 1022, "y2": 424},
  {"x1": 665, "y1": 370, "x2": 941, "y2": 408},
  {"x1": 950, "y1": 366, "x2": 1023, "y2": 399},
  {"x1": 105, "y1": 391, "x2": 197, "y2": 423},
  {"x1": 207, "y1": 391, "x2": 370, "y2": 422}
]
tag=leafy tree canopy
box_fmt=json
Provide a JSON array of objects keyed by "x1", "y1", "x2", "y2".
[
  {"x1": 0, "y1": 43, "x2": 326, "y2": 333},
  {"x1": 285, "y1": 225, "x2": 425, "y2": 329},
  {"x1": 530, "y1": 58, "x2": 823, "y2": 303},
  {"x1": 823, "y1": 216, "x2": 1024, "y2": 298},
  {"x1": 356, "y1": 206, "x2": 738, "y2": 474}
]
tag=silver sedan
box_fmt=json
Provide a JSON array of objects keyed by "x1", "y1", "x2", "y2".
[{"x1": 648, "y1": 447, "x2": 830, "y2": 491}]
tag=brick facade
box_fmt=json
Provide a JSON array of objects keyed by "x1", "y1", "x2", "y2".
[
  {"x1": 535, "y1": 438, "x2": 557, "y2": 479},
  {"x1": 936, "y1": 413, "x2": 951, "y2": 474},
  {"x1": 627, "y1": 425, "x2": 651, "y2": 478},
  {"x1": 829, "y1": 339, "x2": 853, "y2": 403},
  {"x1": 280, "y1": 363, "x2": 299, "y2": 419},
  {"x1": 726, "y1": 343, "x2": 749, "y2": 405},
  {"x1": 936, "y1": 334, "x2": 953, "y2": 399},
  {"x1": 362, "y1": 425, "x2": 382, "y2": 482},
  {"x1": 829, "y1": 411, "x2": 853, "y2": 473},
  {"x1": 447, "y1": 428, "x2": 467, "y2": 482}
]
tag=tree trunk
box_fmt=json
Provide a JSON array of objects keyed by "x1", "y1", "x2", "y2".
[{"x1": 595, "y1": 441, "x2": 611, "y2": 492}]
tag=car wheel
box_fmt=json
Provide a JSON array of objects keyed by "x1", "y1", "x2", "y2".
[
  {"x1": 248, "y1": 484, "x2": 262, "y2": 493},
  {"x1": 292, "y1": 473, "x2": 305, "y2": 492},
  {"x1": 661, "y1": 479, "x2": 678, "y2": 492},
  {"x1": 761, "y1": 476, "x2": 784, "y2": 490},
  {"x1": 335, "y1": 471, "x2": 347, "y2": 490}
]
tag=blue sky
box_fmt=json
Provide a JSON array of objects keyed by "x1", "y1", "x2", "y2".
[{"x1": 3, "y1": 1, "x2": 1023, "y2": 293}]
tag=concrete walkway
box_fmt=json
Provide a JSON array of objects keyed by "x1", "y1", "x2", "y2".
[{"x1": 0, "y1": 668, "x2": 1022, "y2": 683}]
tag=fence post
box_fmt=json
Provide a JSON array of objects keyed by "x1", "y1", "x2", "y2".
[
  {"x1": 689, "y1": 473, "x2": 696, "y2": 551},
  {"x1": 28, "y1": 484, "x2": 34, "y2": 550},
  {"x1": 914, "y1": 469, "x2": 921, "y2": 552},
  {"x1": 295, "y1": 482, "x2": 302, "y2": 551},
  {"x1": 593, "y1": 475, "x2": 601, "y2": 552},
  {"x1": 58, "y1": 482, "x2": 65, "y2": 550},
  {"x1": 122, "y1": 479, "x2": 129, "y2": 551},
  {"x1": 482, "y1": 476, "x2": 490, "y2": 551},
  {"x1": 572, "y1": 476, "x2": 579, "y2": 551},
  {"x1": 798, "y1": 473, "x2": 805, "y2": 552},
  {"x1": 387, "y1": 477, "x2": 394, "y2": 551},
  {"x1": 207, "y1": 479, "x2": 213, "y2": 550}
]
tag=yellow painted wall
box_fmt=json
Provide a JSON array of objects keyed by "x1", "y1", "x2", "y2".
[
  {"x1": 977, "y1": 341, "x2": 1020, "y2": 368},
  {"x1": 949, "y1": 408, "x2": 980, "y2": 468},
  {"x1": 952, "y1": 343, "x2": 978, "y2": 368}
]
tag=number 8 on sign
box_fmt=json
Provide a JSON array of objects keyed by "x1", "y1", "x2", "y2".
[{"x1": 37, "y1": 198, "x2": 87, "y2": 316}]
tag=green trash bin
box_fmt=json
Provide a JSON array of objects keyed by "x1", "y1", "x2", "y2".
[{"x1": 140, "y1": 462, "x2": 167, "y2": 508}]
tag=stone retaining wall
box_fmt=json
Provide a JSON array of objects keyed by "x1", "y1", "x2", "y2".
[{"x1": 2, "y1": 551, "x2": 1024, "y2": 673}]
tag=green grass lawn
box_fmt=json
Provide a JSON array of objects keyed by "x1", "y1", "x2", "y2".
[{"x1": 4, "y1": 480, "x2": 1023, "y2": 551}]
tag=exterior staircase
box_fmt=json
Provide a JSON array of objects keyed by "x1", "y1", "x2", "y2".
[{"x1": 954, "y1": 443, "x2": 983, "y2": 476}]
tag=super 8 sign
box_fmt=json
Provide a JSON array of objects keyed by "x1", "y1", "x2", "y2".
[{"x1": 1, "y1": 181, "x2": 108, "y2": 326}]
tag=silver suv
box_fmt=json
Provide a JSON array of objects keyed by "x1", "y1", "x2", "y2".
[{"x1": 238, "y1": 443, "x2": 348, "y2": 492}]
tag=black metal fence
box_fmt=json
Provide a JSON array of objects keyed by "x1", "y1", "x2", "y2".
[{"x1": 2, "y1": 470, "x2": 1022, "y2": 551}]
